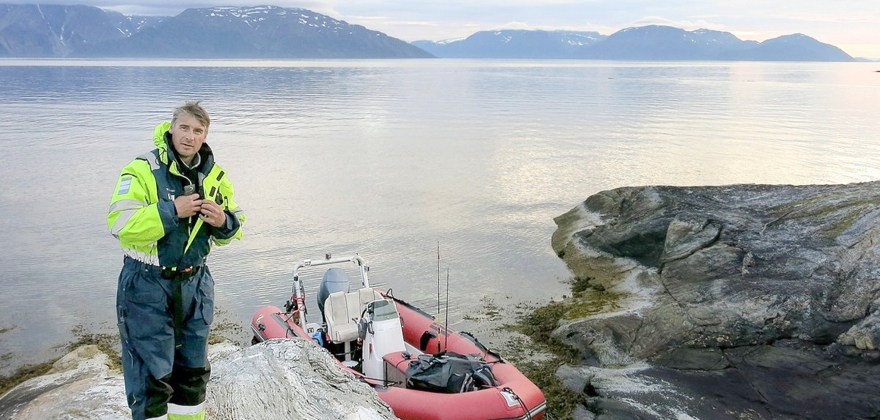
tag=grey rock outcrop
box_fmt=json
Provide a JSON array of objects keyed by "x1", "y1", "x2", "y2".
[
  {"x1": 0, "y1": 339, "x2": 397, "y2": 419},
  {"x1": 207, "y1": 339, "x2": 395, "y2": 419},
  {"x1": 0, "y1": 345, "x2": 129, "y2": 419},
  {"x1": 551, "y1": 182, "x2": 880, "y2": 419}
]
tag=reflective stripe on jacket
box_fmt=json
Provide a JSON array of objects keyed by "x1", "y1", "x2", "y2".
[{"x1": 108, "y1": 121, "x2": 244, "y2": 268}]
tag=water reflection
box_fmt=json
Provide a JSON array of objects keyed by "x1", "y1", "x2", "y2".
[{"x1": 0, "y1": 60, "x2": 878, "y2": 373}]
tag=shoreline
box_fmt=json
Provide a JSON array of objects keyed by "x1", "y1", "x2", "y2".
[
  {"x1": 0, "y1": 307, "x2": 252, "y2": 397},
  {"x1": 1, "y1": 295, "x2": 585, "y2": 419}
]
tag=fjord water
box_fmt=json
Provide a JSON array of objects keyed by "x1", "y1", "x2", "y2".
[{"x1": 0, "y1": 59, "x2": 878, "y2": 372}]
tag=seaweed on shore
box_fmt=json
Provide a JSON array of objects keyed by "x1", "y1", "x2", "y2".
[
  {"x1": 499, "y1": 276, "x2": 626, "y2": 419},
  {"x1": 209, "y1": 317, "x2": 247, "y2": 346},
  {"x1": 463, "y1": 296, "x2": 504, "y2": 322},
  {"x1": 67, "y1": 325, "x2": 122, "y2": 372},
  {"x1": 0, "y1": 360, "x2": 55, "y2": 397},
  {"x1": 502, "y1": 300, "x2": 585, "y2": 419},
  {"x1": 0, "y1": 307, "x2": 245, "y2": 399},
  {"x1": 1, "y1": 325, "x2": 119, "y2": 397}
]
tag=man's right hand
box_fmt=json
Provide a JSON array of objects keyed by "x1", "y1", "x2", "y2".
[{"x1": 174, "y1": 194, "x2": 203, "y2": 218}]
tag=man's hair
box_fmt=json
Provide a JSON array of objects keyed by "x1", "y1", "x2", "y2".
[{"x1": 172, "y1": 101, "x2": 210, "y2": 130}]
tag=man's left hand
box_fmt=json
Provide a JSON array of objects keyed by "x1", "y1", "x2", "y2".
[{"x1": 199, "y1": 200, "x2": 227, "y2": 228}]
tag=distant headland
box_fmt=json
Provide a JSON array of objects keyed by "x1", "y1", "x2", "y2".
[{"x1": 0, "y1": 4, "x2": 859, "y2": 60}]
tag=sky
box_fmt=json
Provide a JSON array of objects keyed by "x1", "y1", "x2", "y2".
[{"x1": 37, "y1": 0, "x2": 880, "y2": 58}]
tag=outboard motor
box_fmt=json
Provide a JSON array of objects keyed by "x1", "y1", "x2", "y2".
[{"x1": 317, "y1": 268, "x2": 350, "y2": 316}]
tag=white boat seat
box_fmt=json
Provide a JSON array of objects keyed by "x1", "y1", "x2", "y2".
[{"x1": 324, "y1": 288, "x2": 384, "y2": 343}]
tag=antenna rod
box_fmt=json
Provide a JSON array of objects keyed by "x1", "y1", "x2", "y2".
[
  {"x1": 444, "y1": 268, "x2": 449, "y2": 352},
  {"x1": 437, "y1": 241, "x2": 441, "y2": 319},
  {"x1": 437, "y1": 241, "x2": 441, "y2": 354}
]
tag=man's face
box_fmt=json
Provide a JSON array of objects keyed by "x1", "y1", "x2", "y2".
[{"x1": 169, "y1": 112, "x2": 207, "y2": 163}]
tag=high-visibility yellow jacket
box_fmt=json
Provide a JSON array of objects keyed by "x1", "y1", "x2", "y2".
[{"x1": 108, "y1": 122, "x2": 244, "y2": 270}]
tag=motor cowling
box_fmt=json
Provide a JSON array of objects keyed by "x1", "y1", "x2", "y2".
[{"x1": 317, "y1": 268, "x2": 350, "y2": 316}]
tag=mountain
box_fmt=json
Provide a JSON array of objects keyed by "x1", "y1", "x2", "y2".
[
  {"x1": 84, "y1": 6, "x2": 432, "y2": 58},
  {"x1": 0, "y1": 5, "x2": 854, "y2": 61},
  {"x1": 415, "y1": 25, "x2": 854, "y2": 62},
  {"x1": 0, "y1": 4, "x2": 433, "y2": 58},
  {"x1": 104, "y1": 10, "x2": 165, "y2": 37},
  {"x1": 0, "y1": 4, "x2": 130, "y2": 56},
  {"x1": 412, "y1": 29, "x2": 605, "y2": 59},
  {"x1": 721, "y1": 33, "x2": 854, "y2": 61},
  {"x1": 583, "y1": 25, "x2": 756, "y2": 60}
]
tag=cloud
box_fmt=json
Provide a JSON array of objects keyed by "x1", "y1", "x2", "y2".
[
  {"x1": 93, "y1": 0, "x2": 340, "y2": 16},
  {"x1": 628, "y1": 16, "x2": 726, "y2": 32},
  {"x1": 496, "y1": 21, "x2": 533, "y2": 30},
  {"x1": 347, "y1": 16, "x2": 441, "y2": 28}
]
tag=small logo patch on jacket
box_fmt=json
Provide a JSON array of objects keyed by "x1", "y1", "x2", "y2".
[{"x1": 118, "y1": 177, "x2": 132, "y2": 195}]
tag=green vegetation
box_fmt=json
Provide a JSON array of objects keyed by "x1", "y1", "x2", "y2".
[
  {"x1": 503, "y1": 302, "x2": 585, "y2": 419},
  {"x1": 463, "y1": 296, "x2": 503, "y2": 322},
  {"x1": 0, "y1": 326, "x2": 117, "y2": 397},
  {"x1": 68, "y1": 325, "x2": 121, "y2": 372},
  {"x1": 566, "y1": 276, "x2": 624, "y2": 319},
  {"x1": 209, "y1": 318, "x2": 246, "y2": 345},
  {"x1": 495, "y1": 275, "x2": 626, "y2": 419},
  {"x1": 0, "y1": 307, "x2": 245, "y2": 399},
  {"x1": 0, "y1": 360, "x2": 55, "y2": 397},
  {"x1": 769, "y1": 193, "x2": 880, "y2": 239}
]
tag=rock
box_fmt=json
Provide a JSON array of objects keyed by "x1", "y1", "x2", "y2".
[
  {"x1": 0, "y1": 339, "x2": 397, "y2": 420},
  {"x1": 838, "y1": 306, "x2": 880, "y2": 350},
  {"x1": 571, "y1": 405, "x2": 597, "y2": 420},
  {"x1": 555, "y1": 364, "x2": 592, "y2": 394},
  {"x1": 0, "y1": 345, "x2": 129, "y2": 420},
  {"x1": 206, "y1": 339, "x2": 395, "y2": 419},
  {"x1": 551, "y1": 182, "x2": 880, "y2": 419},
  {"x1": 651, "y1": 347, "x2": 729, "y2": 370},
  {"x1": 561, "y1": 363, "x2": 701, "y2": 420}
]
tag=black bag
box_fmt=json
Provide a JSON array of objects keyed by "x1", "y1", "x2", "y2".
[{"x1": 405, "y1": 351, "x2": 499, "y2": 393}]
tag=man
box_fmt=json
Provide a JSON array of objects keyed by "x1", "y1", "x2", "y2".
[{"x1": 108, "y1": 102, "x2": 244, "y2": 420}]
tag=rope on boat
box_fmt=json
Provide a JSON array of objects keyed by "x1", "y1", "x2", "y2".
[
  {"x1": 358, "y1": 375, "x2": 403, "y2": 388},
  {"x1": 503, "y1": 387, "x2": 533, "y2": 420},
  {"x1": 460, "y1": 331, "x2": 505, "y2": 362}
]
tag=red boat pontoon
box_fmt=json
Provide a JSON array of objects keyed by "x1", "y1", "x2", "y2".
[{"x1": 251, "y1": 255, "x2": 546, "y2": 420}]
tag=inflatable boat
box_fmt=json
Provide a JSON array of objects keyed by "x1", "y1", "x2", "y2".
[{"x1": 251, "y1": 255, "x2": 546, "y2": 420}]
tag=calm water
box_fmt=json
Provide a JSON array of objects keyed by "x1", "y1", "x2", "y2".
[{"x1": 1, "y1": 59, "x2": 878, "y2": 372}]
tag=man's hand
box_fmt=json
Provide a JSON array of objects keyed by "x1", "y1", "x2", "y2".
[
  {"x1": 174, "y1": 194, "x2": 202, "y2": 218},
  {"x1": 199, "y1": 200, "x2": 227, "y2": 228}
]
